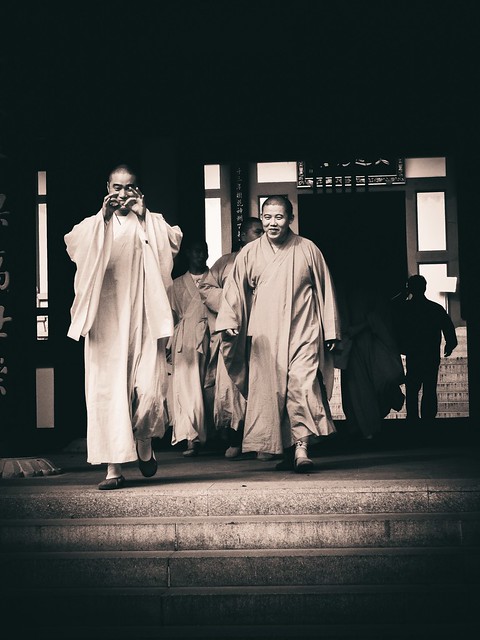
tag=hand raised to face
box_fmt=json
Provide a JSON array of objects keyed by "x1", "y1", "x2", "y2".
[
  {"x1": 102, "y1": 192, "x2": 121, "y2": 221},
  {"x1": 123, "y1": 186, "x2": 146, "y2": 219}
]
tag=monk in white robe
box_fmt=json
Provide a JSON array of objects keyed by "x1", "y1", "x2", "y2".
[
  {"x1": 170, "y1": 240, "x2": 211, "y2": 456},
  {"x1": 65, "y1": 165, "x2": 182, "y2": 489},
  {"x1": 216, "y1": 196, "x2": 340, "y2": 472},
  {"x1": 199, "y1": 217, "x2": 263, "y2": 458}
]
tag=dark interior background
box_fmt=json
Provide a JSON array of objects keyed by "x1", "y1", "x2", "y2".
[{"x1": 299, "y1": 192, "x2": 408, "y2": 300}]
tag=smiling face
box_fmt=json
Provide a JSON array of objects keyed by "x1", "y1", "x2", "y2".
[
  {"x1": 261, "y1": 203, "x2": 292, "y2": 246},
  {"x1": 107, "y1": 170, "x2": 137, "y2": 214}
]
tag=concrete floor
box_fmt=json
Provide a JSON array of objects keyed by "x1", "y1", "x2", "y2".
[{"x1": 2, "y1": 420, "x2": 479, "y2": 490}]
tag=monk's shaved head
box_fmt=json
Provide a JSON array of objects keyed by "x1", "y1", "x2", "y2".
[
  {"x1": 108, "y1": 164, "x2": 137, "y2": 184},
  {"x1": 261, "y1": 195, "x2": 293, "y2": 220}
]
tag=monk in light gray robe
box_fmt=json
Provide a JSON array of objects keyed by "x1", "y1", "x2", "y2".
[
  {"x1": 216, "y1": 196, "x2": 340, "y2": 472},
  {"x1": 199, "y1": 217, "x2": 263, "y2": 458},
  {"x1": 170, "y1": 240, "x2": 211, "y2": 455},
  {"x1": 200, "y1": 252, "x2": 244, "y2": 431}
]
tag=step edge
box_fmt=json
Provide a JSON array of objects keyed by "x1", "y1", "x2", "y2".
[{"x1": 2, "y1": 546, "x2": 479, "y2": 559}]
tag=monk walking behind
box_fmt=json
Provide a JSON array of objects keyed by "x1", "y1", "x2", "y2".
[
  {"x1": 170, "y1": 239, "x2": 211, "y2": 456},
  {"x1": 199, "y1": 217, "x2": 264, "y2": 458}
]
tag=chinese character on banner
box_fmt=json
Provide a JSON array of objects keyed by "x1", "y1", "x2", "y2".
[
  {"x1": 0, "y1": 194, "x2": 10, "y2": 227},
  {"x1": 0, "y1": 253, "x2": 10, "y2": 291},
  {"x1": 230, "y1": 164, "x2": 250, "y2": 249},
  {"x1": 0, "y1": 305, "x2": 12, "y2": 338},
  {"x1": 0, "y1": 356, "x2": 7, "y2": 395}
]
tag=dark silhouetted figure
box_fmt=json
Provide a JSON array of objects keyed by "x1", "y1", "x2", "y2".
[
  {"x1": 336, "y1": 280, "x2": 405, "y2": 441},
  {"x1": 400, "y1": 275, "x2": 457, "y2": 424}
]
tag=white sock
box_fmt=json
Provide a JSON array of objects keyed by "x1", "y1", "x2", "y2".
[{"x1": 106, "y1": 463, "x2": 122, "y2": 479}]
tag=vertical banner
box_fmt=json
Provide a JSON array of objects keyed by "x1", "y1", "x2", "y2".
[
  {"x1": 0, "y1": 153, "x2": 14, "y2": 436},
  {"x1": 230, "y1": 163, "x2": 250, "y2": 251},
  {"x1": 0, "y1": 150, "x2": 36, "y2": 450}
]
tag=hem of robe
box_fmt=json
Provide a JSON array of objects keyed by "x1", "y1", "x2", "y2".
[
  {"x1": 242, "y1": 420, "x2": 335, "y2": 455},
  {"x1": 87, "y1": 455, "x2": 138, "y2": 465},
  {"x1": 171, "y1": 427, "x2": 207, "y2": 445}
]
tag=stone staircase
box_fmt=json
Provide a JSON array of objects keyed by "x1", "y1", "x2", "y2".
[
  {"x1": 1, "y1": 478, "x2": 479, "y2": 638},
  {"x1": 330, "y1": 326, "x2": 469, "y2": 420}
]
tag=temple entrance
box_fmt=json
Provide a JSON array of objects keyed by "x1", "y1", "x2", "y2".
[
  {"x1": 298, "y1": 190, "x2": 469, "y2": 422},
  {"x1": 298, "y1": 191, "x2": 408, "y2": 299},
  {"x1": 300, "y1": 191, "x2": 408, "y2": 423}
]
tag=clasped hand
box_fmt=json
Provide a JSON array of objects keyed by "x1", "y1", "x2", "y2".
[{"x1": 102, "y1": 187, "x2": 146, "y2": 221}]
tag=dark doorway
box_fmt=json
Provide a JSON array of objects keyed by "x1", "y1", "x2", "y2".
[{"x1": 299, "y1": 192, "x2": 408, "y2": 299}]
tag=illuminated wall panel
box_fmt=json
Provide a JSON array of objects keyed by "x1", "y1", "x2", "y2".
[{"x1": 417, "y1": 192, "x2": 446, "y2": 251}]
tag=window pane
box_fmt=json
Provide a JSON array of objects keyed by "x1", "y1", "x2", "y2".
[
  {"x1": 257, "y1": 162, "x2": 297, "y2": 183},
  {"x1": 37, "y1": 315, "x2": 49, "y2": 340},
  {"x1": 37, "y1": 203, "x2": 49, "y2": 305},
  {"x1": 405, "y1": 157, "x2": 446, "y2": 178},
  {"x1": 417, "y1": 192, "x2": 446, "y2": 251},
  {"x1": 418, "y1": 263, "x2": 448, "y2": 309},
  {"x1": 205, "y1": 198, "x2": 222, "y2": 267},
  {"x1": 38, "y1": 171, "x2": 47, "y2": 195},
  {"x1": 36, "y1": 367, "x2": 54, "y2": 428},
  {"x1": 204, "y1": 164, "x2": 221, "y2": 190}
]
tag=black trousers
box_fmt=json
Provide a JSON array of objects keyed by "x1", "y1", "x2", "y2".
[{"x1": 405, "y1": 357, "x2": 440, "y2": 421}]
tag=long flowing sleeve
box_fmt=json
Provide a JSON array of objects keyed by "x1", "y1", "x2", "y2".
[
  {"x1": 199, "y1": 253, "x2": 236, "y2": 315},
  {"x1": 305, "y1": 241, "x2": 342, "y2": 398},
  {"x1": 142, "y1": 212, "x2": 182, "y2": 339},
  {"x1": 215, "y1": 253, "x2": 251, "y2": 398},
  {"x1": 64, "y1": 211, "x2": 113, "y2": 341},
  {"x1": 310, "y1": 243, "x2": 342, "y2": 343}
]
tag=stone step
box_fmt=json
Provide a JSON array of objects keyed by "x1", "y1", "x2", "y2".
[
  {"x1": 1, "y1": 547, "x2": 478, "y2": 589},
  {"x1": 438, "y1": 361, "x2": 468, "y2": 372},
  {"x1": 437, "y1": 402, "x2": 470, "y2": 413},
  {"x1": 1, "y1": 480, "x2": 479, "y2": 519},
  {"x1": 1, "y1": 512, "x2": 479, "y2": 552},
  {"x1": 437, "y1": 375, "x2": 469, "y2": 384},
  {"x1": 436, "y1": 392, "x2": 469, "y2": 401},
  {"x1": 1, "y1": 584, "x2": 477, "y2": 629},
  {"x1": 436, "y1": 382, "x2": 470, "y2": 391},
  {"x1": 6, "y1": 625, "x2": 476, "y2": 640},
  {"x1": 3, "y1": 624, "x2": 476, "y2": 640}
]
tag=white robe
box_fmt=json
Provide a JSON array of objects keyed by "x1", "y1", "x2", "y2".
[
  {"x1": 65, "y1": 210, "x2": 182, "y2": 464},
  {"x1": 170, "y1": 271, "x2": 210, "y2": 445}
]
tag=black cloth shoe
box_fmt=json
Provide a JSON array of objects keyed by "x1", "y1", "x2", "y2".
[
  {"x1": 98, "y1": 475, "x2": 125, "y2": 490},
  {"x1": 136, "y1": 443, "x2": 158, "y2": 477}
]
